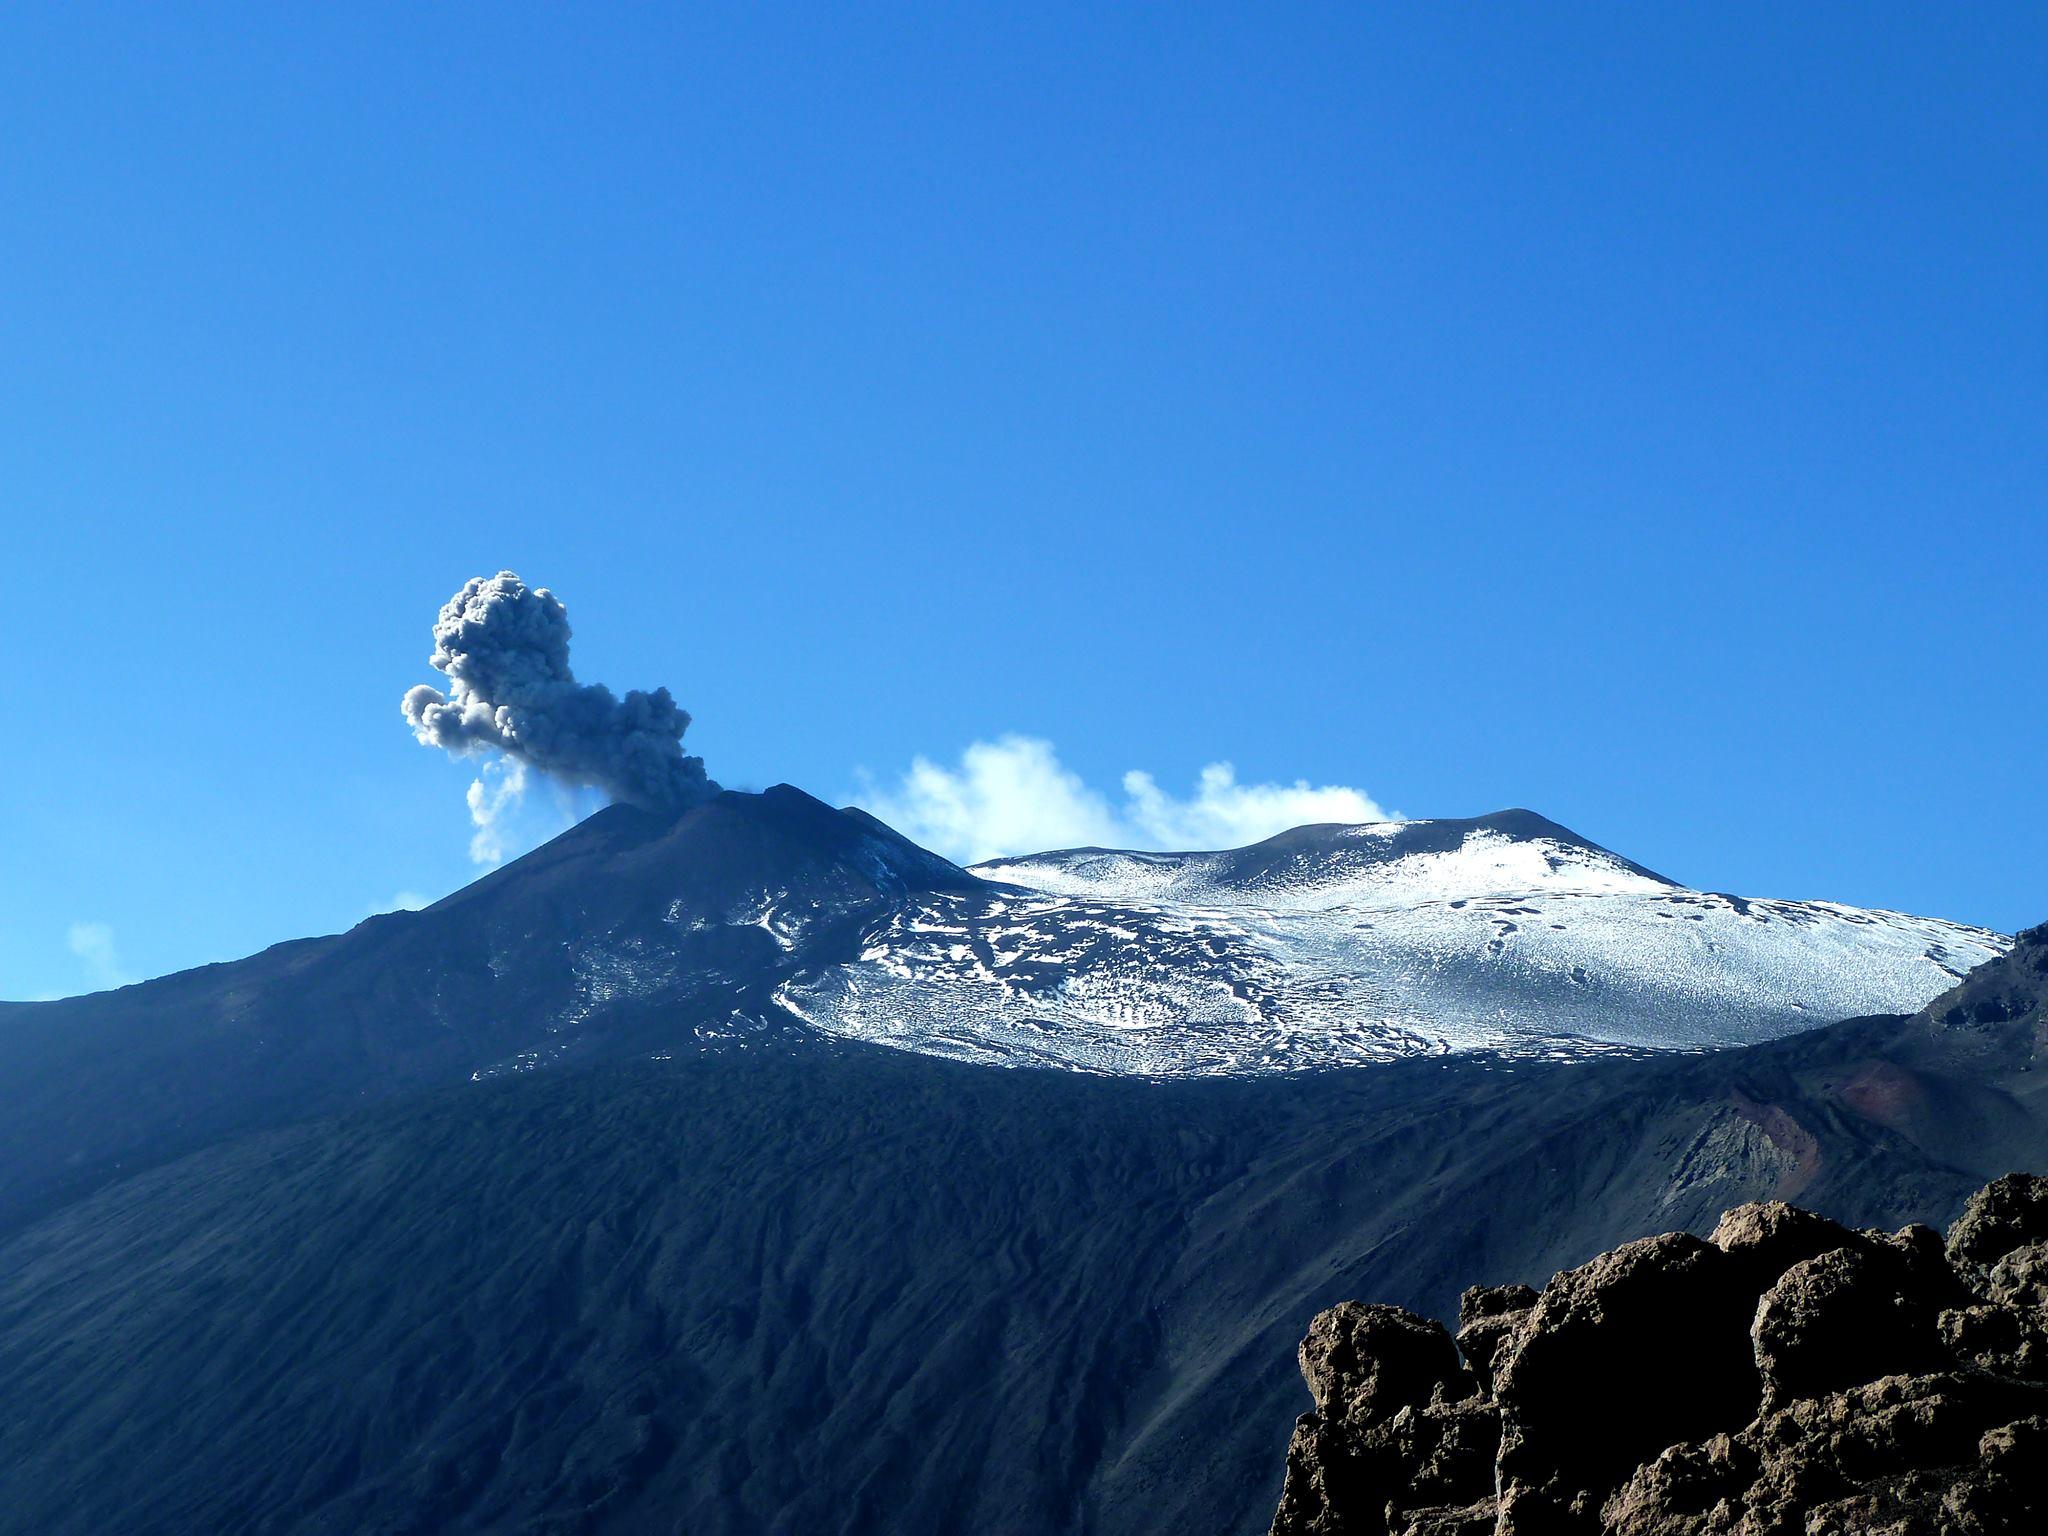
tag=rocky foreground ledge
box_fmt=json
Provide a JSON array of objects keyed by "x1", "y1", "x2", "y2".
[{"x1": 1270, "y1": 1174, "x2": 2048, "y2": 1535}]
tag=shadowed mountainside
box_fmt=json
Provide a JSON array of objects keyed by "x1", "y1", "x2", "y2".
[
  {"x1": 0, "y1": 787, "x2": 975, "y2": 1234},
  {"x1": 0, "y1": 925, "x2": 2042, "y2": 1534},
  {"x1": 4, "y1": 786, "x2": 1999, "y2": 1235}
]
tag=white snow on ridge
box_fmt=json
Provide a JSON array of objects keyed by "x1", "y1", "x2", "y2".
[
  {"x1": 976, "y1": 824, "x2": 1672, "y2": 908},
  {"x1": 777, "y1": 818, "x2": 2007, "y2": 1077}
]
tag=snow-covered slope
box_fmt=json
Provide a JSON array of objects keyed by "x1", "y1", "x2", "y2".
[
  {"x1": 6, "y1": 791, "x2": 2005, "y2": 1237},
  {"x1": 775, "y1": 811, "x2": 2007, "y2": 1075}
]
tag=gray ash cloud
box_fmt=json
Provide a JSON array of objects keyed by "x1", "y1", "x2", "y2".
[{"x1": 402, "y1": 571, "x2": 716, "y2": 813}]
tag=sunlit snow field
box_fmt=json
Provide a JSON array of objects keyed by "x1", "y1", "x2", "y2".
[{"x1": 776, "y1": 823, "x2": 2005, "y2": 1075}]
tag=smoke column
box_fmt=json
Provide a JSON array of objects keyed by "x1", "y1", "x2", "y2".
[{"x1": 402, "y1": 571, "x2": 717, "y2": 815}]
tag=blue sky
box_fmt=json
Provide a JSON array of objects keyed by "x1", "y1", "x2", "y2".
[{"x1": 3, "y1": 4, "x2": 2043, "y2": 999}]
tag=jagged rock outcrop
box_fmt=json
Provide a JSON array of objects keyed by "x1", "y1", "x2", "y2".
[{"x1": 1270, "y1": 1174, "x2": 2048, "y2": 1535}]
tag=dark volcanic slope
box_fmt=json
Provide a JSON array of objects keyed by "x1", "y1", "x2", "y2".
[
  {"x1": 0, "y1": 786, "x2": 971, "y2": 1233},
  {"x1": 1, "y1": 788, "x2": 2001, "y2": 1229},
  {"x1": 0, "y1": 927, "x2": 2043, "y2": 1535}
]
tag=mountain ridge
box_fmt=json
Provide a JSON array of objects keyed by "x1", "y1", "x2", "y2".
[
  {"x1": 973, "y1": 806, "x2": 1679, "y2": 892},
  {"x1": 0, "y1": 914, "x2": 2040, "y2": 1534},
  {"x1": 803, "y1": 801, "x2": 2002, "y2": 1073},
  {"x1": 0, "y1": 787, "x2": 2004, "y2": 1232}
]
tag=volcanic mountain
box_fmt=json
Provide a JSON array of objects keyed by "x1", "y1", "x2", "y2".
[
  {"x1": 817, "y1": 807, "x2": 2000, "y2": 1072},
  {"x1": 0, "y1": 787, "x2": 968, "y2": 1229},
  {"x1": 0, "y1": 788, "x2": 1998, "y2": 1231},
  {"x1": 0, "y1": 789, "x2": 2033, "y2": 1535}
]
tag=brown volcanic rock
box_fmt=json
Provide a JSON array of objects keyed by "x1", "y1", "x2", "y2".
[
  {"x1": 1456, "y1": 1283, "x2": 1537, "y2": 1392},
  {"x1": 1607, "y1": 1376, "x2": 2048, "y2": 1534},
  {"x1": 1948, "y1": 1173, "x2": 2048, "y2": 1273},
  {"x1": 1939, "y1": 1299, "x2": 2048, "y2": 1380},
  {"x1": 1272, "y1": 1303, "x2": 1496, "y2": 1536},
  {"x1": 1707, "y1": 1200, "x2": 1859, "y2": 1286},
  {"x1": 1270, "y1": 1175, "x2": 2048, "y2": 1536},
  {"x1": 1985, "y1": 1242, "x2": 2048, "y2": 1322},
  {"x1": 1750, "y1": 1229, "x2": 1965, "y2": 1412},
  {"x1": 1492, "y1": 1231, "x2": 1764, "y2": 1528},
  {"x1": 1300, "y1": 1302, "x2": 1477, "y2": 1428}
]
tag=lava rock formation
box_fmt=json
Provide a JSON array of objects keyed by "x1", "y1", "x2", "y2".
[{"x1": 1270, "y1": 1173, "x2": 2048, "y2": 1535}]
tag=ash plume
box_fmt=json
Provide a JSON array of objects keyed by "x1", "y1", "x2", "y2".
[{"x1": 401, "y1": 571, "x2": 717, "y2": 815}]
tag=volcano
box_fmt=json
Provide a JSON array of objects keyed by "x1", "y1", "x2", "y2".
[
  {"x1": 0, "y1": 787, "x2": 2002, "y2": 1233},
  {"x1": 0, "y1": 793, "x2": 2033, "y2": 1535}
]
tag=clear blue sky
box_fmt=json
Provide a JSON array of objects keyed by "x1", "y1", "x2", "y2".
[{"x1": 4, "y1": 4, "x2": 2043, "y2": 999}]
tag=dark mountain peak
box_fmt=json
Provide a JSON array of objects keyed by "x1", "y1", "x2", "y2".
[
  {"x1": 1470, "y1": 806, "x2": 1597, "y2": 843},
  {"x1": 1917, "y1": 910, "x2": 2046, "y2": 1037},
  {"x1": 1173, "y1": 808, "x2": 1676, "y2": 891},
  {"x1": 1468, "y1": 808, "x2": 1677, "y2": 885},
  {"x1": 980, "y1": 807, "x2": 1675, "y2": 890},
  {"x1": 0, "y1": 783, "x2": 984, "y2": 1230},
  {"x1": 434, "y1": 782, "x2": 977, "y2": 924}
]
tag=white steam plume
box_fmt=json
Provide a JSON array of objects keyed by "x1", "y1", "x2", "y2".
[
  {"x1": 858, "y1": 735, "x2": 1390, "y2": 865},
  {"x1": 67, "y1": 921, "x2": 136, "y2": 992}
]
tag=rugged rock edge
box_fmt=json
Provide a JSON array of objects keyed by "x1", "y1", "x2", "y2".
[{"x1": 1269, "y1": 1171, "x2": 2048, "y2": 1535}]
